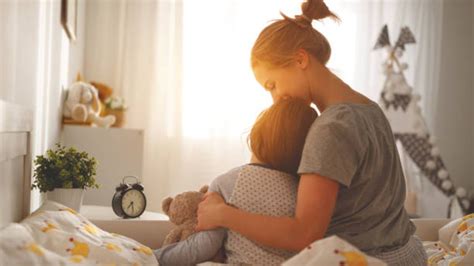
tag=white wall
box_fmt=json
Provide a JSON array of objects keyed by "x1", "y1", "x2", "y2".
[
  {"x1": 435, "y1": 0, "x2": 473, "y2": 194},
  {"x1": 0, "y1": 0, "x2": 86, "y2": 211},
  {"x1": 2, "y1": 0, "x2": 469, "y2": 215}
]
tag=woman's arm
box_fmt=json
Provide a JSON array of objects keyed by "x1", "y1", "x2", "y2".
[{"x1": 196, "y1": 173, "x2": 339, "y2": 251}]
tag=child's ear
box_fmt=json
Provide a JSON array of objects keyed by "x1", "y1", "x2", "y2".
[
  {"x1": 199, "y1": 185, "x2": 209, "y2": 194},
  {"x1": 162, "y1": 197, "x2": 173, "y2": 215}
]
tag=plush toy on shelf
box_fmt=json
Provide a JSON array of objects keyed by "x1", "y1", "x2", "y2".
[
  {"x1": 90, "y1": 81, "x2": 113, "y2": 103},
  {"x1": 104, "y1": 96, "x2": 128, "y2": 128},
  {"x1": 89, "y1": 81, "x2": 114, "y2": 117},
  {"x1": 63, "y1": 81, "x2": 116, "y2": 128}
]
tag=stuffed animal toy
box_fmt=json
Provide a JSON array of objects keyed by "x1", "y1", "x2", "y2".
[
  {"x1": 161, "y1": 185, "x2": 209, "y2": 246},
  {"x1": 90, "y1": 81, "x2": 113, "y2": 103},
  {"x1": 63, "y1": 81, "x2": 116, "y2": 128},
  {"x1": 90, "y1": 81, "x2": 114, "y2": 117}
]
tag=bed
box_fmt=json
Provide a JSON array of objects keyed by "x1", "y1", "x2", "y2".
[
  {"x1": 0, "y1": 100, "x2": 163, "y2": 265},
  {"x1": 0, "y1": 99, "x2": 471, "y2": 265},
  {"x1": 0, "y1": 99, "x2": 33, "y2": 227}
]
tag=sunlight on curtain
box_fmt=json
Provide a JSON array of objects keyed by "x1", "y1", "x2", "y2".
[
  {"x1": 170, "y1": 0, "x2": 304, "y2": 202},
  {"x1": 177, "y1": 1, "x2": 359, "y2": 198},
  {"x1": 182, "y1": 0, "x2": 289, "y2": 139},
  {"x1": 180, "y1": 0, "x2": 368, "y2": 140},
  {"x1": 179, "y1": 0, "x2": 445, "y2": 217},
  {"x1": 87, "y1": 0, "x2": 444, "y2": 213}
]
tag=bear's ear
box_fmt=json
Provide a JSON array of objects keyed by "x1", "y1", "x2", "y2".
[
  {"x1": 199, "y1": 185, "x2": 209, "y2": 194},
  {"x1": 162, "y1": 197, "x2": 173, "y2": 215}
]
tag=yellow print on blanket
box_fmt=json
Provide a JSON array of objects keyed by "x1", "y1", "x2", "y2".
[
  {"x1": 426, "y1": 213, "x2": 474, "y2": 265},
  {"x1": 22, "y1": 242, "x2": 45, "y2": 257},
  {"x1": 83, "y1": 223, "x2": 99, "y2": 235},
  {"x1": 334, "y1": 248, "x2": 368, "y2": 266},
  {"x1": 457, "y1": 221, "x2": 468, "y2": 234},
  {"x1": 41, "y1": 219, "x2": 58, "y2": 232},
  {"x1": 456, "y1": 217, "x2": 474, "y2": 235},
  {"x1": 76, "y1": 221, "x2": 99, "y2": 236},
  {"x1": 66, "y1": 237, "x2": 90, "y2": 257},
  {"x1": 59, "y1": 207, "x2": 79, "y2": 215},
  {"x1": 104, "y1": 242, "x2": 122, "y2": 252},
  {"x1": 69, "y1": 254, "x2": 85, "y2": 263},
  {"x1": 461, "y1": 213, "x2": 474, "y2": 221},
  {"x1": 132, "y1": 245, "x2": 153, "y2": 256}
]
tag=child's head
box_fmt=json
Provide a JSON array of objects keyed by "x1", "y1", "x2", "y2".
[
  {"x1": 248, "y1": 98, "x2": 318, "y2": 175},
  {"x1": 251, "y1": 0, "x2": 339, "y2": 69}
]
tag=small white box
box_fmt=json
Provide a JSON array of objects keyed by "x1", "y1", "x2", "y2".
[{"x1": 81, "y1": 205, "x2": 174, "y2": 249}]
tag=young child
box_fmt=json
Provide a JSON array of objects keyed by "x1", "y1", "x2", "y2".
[{"x1": 153, "y1": 98, "x2": 318, "y2": 265}]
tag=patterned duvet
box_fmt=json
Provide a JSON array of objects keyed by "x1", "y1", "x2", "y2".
[{"x1": 0, "y1": 200, "x2": 157, "y2": 265}]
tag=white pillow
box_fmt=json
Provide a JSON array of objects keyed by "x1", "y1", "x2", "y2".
[
  {"x1": 0, "y1": 200, "x2": 158, "y2": 265},
  {"x1": 424, "y1": 213, "x2": 474, "y2": 265},
  {"x1": 282, "y1": 235, "x2": 386, "y2": 266}
]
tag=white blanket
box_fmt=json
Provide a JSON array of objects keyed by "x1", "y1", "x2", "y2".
[
  {"x1": 198, "y1": 235, "x2": 386, "y2": 266},
  {"x1": 424, "y1": 213, "x2": 474, "y2": 265},
  {"x1": 0, "y1": 200, "x2": 157, "y2": 265},
  {"x1": 282, "y1": 235, "x2": 386, "y2": 266}
]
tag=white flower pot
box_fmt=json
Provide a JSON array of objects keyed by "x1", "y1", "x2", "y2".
[{"x1": 46, "y1": 188, "x2": 85, "y2": 212}]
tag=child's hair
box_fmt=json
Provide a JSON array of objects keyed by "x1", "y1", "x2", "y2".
[
  {"x1": 251, "y1": 0, "x2": 339, "y2": 68},
  {"x1": 248, "y1": 98, "x2": 318, "y2": 176}
]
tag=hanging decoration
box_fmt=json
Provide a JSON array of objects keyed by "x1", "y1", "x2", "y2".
[{"x1": 374, "y1": 24, "x2": 471, "y2": 216}]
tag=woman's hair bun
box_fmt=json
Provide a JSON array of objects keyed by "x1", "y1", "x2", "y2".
[{"x1": 301, "y1": 0, "x2": 340, "y2": 22}]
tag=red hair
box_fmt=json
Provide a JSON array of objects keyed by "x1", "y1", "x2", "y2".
[
  {"x1": 251, "y1": 0, "x2": 339, "y2": 68},
  {"x1": 249, "y1": 98, "x2": 318, "y2": 175}
]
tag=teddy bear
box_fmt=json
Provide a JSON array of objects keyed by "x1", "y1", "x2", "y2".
[
  {"x1": 161, "y1": 185, "x2": 209, "y2": 246},
  {"x1": 63, "y1": 81, "x2": 116, "y2": 128}
]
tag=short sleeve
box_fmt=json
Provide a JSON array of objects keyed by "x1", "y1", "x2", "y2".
[
  {"x1": 297, "y1": 111, "x2": 368, "y2": 187},
  {"x1": 208, "y1": 166, "x2": 241, "y2": 201}
]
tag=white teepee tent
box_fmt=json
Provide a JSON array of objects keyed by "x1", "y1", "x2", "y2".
[{"x1": 374, "y1": 25, "x2": 470, "y2": 217}]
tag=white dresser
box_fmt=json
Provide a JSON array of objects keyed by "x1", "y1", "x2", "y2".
[
  {"x1": 61, "y1": 125, "x2": 144, "y2": 207},
  {"x1": 81, "y1": 205, "x2": 173, "y2": 249}
]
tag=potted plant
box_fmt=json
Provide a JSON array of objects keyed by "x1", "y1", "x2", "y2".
[
  {"x1": 104, "y1": 95, "x2": 128, "y2": 127},
  {"x1": 31, "y1": 143, "x2": 99, "y2": 211}
]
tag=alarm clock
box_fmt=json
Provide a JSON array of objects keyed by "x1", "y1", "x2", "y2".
[{"x1": 112, "y1": 176, "x2": 147, "y2": 218}]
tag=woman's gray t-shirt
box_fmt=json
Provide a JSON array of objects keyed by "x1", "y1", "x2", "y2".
[{"x1": 298, "y1": 101, "x2": 416, "y2": 254}]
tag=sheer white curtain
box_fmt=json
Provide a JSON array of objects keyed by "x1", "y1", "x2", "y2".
[
  {"x1": 86, "y1": 0, "x2": 300, "y2": 211},
  {"x1": 85, "y1": 0, "x2": 444, "y2": 213},
  {"x1": 84, "y1": 0, "x2": 184, "y2": 210},
  {"x1": 180, "y1": 0, "x2": 445, "y2": 217}
]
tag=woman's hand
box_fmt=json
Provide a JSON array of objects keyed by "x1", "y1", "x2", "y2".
[{"x1": 195, "y1": 191, "x2": 227, "y2": 231}]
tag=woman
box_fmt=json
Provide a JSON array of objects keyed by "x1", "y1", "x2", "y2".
[{"x1": 195, "y1": 0, "x2": 427, "y2": 265}]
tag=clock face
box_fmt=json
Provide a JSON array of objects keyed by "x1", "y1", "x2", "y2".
[{"x1": 121, "y1": 189, "x2": 146, "y2": 218}]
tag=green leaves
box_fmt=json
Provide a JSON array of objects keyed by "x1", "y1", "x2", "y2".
[
  {"x1": 31, "y1": 143, "x2": 99, "y2": 193},
  {"x1": 105, "y1": 96, "x2": 127, "y2": 110}
]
